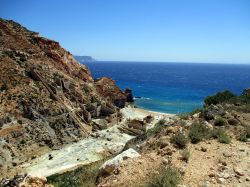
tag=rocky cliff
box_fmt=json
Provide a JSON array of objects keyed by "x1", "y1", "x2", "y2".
[{"x1": 0, "y1": 18, "x2": 130, "y2": 174}]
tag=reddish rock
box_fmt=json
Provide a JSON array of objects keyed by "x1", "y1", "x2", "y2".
[
  {"x1": 95, "y1": 77, "x2": 128, "y2": 108},
  {"x1": 0, "y1": 18, "x2": 128, "y2": 177}
]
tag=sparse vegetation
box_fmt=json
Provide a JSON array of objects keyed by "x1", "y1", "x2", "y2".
[
  {"x1": 230, "y1": 94, "x2": 250, "y2": 105},
  {"x1": 210, "y1": 128, "x2": 231, "y2": 144},
  {"x1": 217, "y1": 132, "x2": 231, "y2": 144},
  {"x1": 189, "y1": 108, "x2": 203, "y2": 116},
  {"x1": 180, "y1": 148, "x2": 190, "y2": 163},
  {"x1": 20, "y1": 139, "x2": 26, "y2": 145},
  {"x1": 214, "y1": 117, "x2": 227, "y2": 126},
  {"x1": 47, "y1": 159, "x2": 106, "y2": 187},
  {"x1": 148, "y1": 167, "x2": 181, "y2": 187},
  {"x1": 178, "y1": 114, "x2": 189, "y2": 120},
  {"x1": 158, "y1": 119, "x2": 166, "y2": 125},
  {"x1": 239, "y1": 104, "x2": 250, "y2": 113},
  {"x1": 147, "y1": 119, "x2": 166, "y2": 137},
  {"x1": 237, "y1": 125, "x2": 250, "y2": 142},
  {"x1": 204, "y1": 90, "x2": 236, "y2": 106},
  {"x1": 170, "y1": 132, "x2": 188, "y2": 149},
  {"x1": 0, "y1": 84, "x2": 7, "y2": 92},
  {"x1": 188, "y1": 123, "x2": 209, "y2": 143}
]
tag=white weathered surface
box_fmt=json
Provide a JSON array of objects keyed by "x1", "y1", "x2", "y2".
[
  {"x1": 99, "y1": 148, "x2": 140, "y2": 174},
  {"x1": 24, "y1": 126, "x2": 133, "y2": 177},
  {"x1": 23, "y1": 107, "x2": 172, "y2": 177}
]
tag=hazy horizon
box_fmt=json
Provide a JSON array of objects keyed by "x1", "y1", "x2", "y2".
[
  {"x1": 1, "y1": 0, "x2": 250, "y2": 64},
  {"x1": 78, "y1": 59, "x2": 250, "y2": 65}
]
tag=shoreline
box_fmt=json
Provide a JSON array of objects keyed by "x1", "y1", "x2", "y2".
[
  {"x1": 134, "y1": 107, "x2": 175, "y2": 117},
  {"x1": 125, "y1": 105, "x2": 175, "y2": 118}
]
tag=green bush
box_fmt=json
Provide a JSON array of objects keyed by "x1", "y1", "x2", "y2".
[
  {"x1": 245, "y1": 125, "x2": 250, "y2": 137},
  {"x1": 180, "y1": 148, "x2": 190, "y2": 163},
  {"x1": 214, "y1": 117, "x2": 227, "y2": 126},
  {"x1": 189, "y1": 108, "x2": 203, "y2": 116},
  {"x1": 204, "y1": 90, "x2": 236, "y2": 106},
  {"x1": 170, "y1": 133, "x2": 188, "y2": 149},
  {"x1": 178, "y1": 114, "x2": 189, "y2": 120},
  {"x1": 147, "y1": 120, "x2": 165, "y2": 137},
  {"x1": 231, "y1": 94, "x2": 250, "y2": 105},
  {"x1": 157, "y1": 119, "x2": 166, "y2": 125},
  {"x1": 210, "y1": 128, "x2": 231, "y2": 144},
  {"x1": 148, "y1": 167, "x2": 181, "y2": 187},
  {"x1": 188, "y1": 123, "x2": 209, "y2": 144},
  {"x1": 47, "y1": 158, "x2": 109, "y2": 187},
  {"x1": 240, "y1": 104, "x2": 250, "y2": 113},
  {"x1": 0, "y1": 84, "x2": 7, "y2": 91},
  {"x1": 237, "y1": 125, "x2": 250, "y2": 142},
  {"x1": 20, "y1": 139, "x2": 26, "y2": 144}
]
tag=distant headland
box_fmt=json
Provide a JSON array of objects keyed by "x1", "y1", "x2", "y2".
[{"x1": 74, "y1": 55, "x2": 96, "y2": 63}]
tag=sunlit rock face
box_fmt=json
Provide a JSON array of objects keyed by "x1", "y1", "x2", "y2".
[{"x1": 0, "y1": 18, "x2": 131, "y2": 175}]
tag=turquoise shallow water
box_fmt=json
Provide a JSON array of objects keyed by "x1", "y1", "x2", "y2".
[{"x1": 83, "y1": 61, "x2": 250, "y2": 114}]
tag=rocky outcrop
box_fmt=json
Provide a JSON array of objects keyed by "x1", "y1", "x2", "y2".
[
  {"x1": 118, "y1": 119, "x2": 146, "y2": 136},
  {"x1": 95, "y1": 77, "x2": 128, "y2": 108},
  {"x1": 124, "y1": 88, "x2": 134, "y2": 102},
  {"x1": 242, "y1": 88, "x2": 250, "y2": 95},
  {"x1": 0, "y1": 18, "x2": 132, "y2": 177},
  {"x1": 98, "y1": 148, "x2": 140, "y2": 176},
  {"x1": 201, "y1": 104, "x2": 226, "y2": 120}
]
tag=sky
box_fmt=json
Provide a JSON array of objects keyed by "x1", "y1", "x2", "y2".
[{"x1": 0, "y1": 0, "x2": 250, "y2": 63}]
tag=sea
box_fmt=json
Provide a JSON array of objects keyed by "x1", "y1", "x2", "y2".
[{"x1": 83, "y1": 61, "x2": 250, "y2": 114}]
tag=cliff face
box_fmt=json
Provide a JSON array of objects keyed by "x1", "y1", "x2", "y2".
[{"x1": 0, "y1": 18, "x2": 129, "y2": 172}]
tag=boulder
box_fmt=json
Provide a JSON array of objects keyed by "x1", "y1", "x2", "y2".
[
  {"x1": 100, "y1": 105, "x2": 116, "y2": 116},
  {"x1": 92, "y1": 119, "x2": 108, "y2": 130},
  {"x1": 85, "y1": 102, "x2": 102, "y2": 118},
  {"x1": 143, "y1": 115, "x2": 154, "y2": 123},
  {"x1": 124, "y1": 88, "x2": 134, "y2": 102},
  {"x1": 99, "y1": 148, "x2": 140, "y2": 175},
  {"x1": 227, "y1": 118, "x2": 239, "y2": 126},
  {"x1": 81, "y1": 108, "x2": 92, "y2": 123},
  {"x1": 201, "y1": 105, "x2": 225, "y2": 120},
  {"x1": 28, "y1": 69, "x2": 41, "y2": 81},
  {"x1": 128, "y1": 119, "x2": 146, "y2": 132},
  {"x1": 118, "y1": 126, "x2": 145, "y2": 136}
]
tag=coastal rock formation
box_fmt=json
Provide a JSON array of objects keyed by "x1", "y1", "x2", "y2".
[
  {"x1": 0, "y1": 18, "x2": 132, "y2": 177},
  {"x1": 74, "y1": 55, "x2": 96, "y2": 63},
  {"x1": 124, "y1": 88, "x2": 134, "y2": 102},
  {"x1": 95, "y1": 77, "x2": 128, "y2": 108}
]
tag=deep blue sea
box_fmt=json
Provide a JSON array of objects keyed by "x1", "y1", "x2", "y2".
[{"x1": 83, "y1": 61, "x2": 250, "y2": 114}]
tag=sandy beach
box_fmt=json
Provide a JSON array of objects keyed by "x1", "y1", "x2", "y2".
[{"x1": 121, "y1": 105, "x2": 174, "y2": 119}]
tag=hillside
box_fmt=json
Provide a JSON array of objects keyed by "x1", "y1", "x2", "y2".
[
  {"x1": 0, "y1": 18, "x2": 131, "y2": 178},
  {"x1": 1, "y1": 18, "x2": 249, "y2": 187},
  {"x1": 97, "y1": 90, "x2": 250, "y2": 187}
]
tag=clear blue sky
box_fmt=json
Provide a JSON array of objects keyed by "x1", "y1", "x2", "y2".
[{"x1": 1, "y1": 0, "x2": 250, "y2": 63}]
